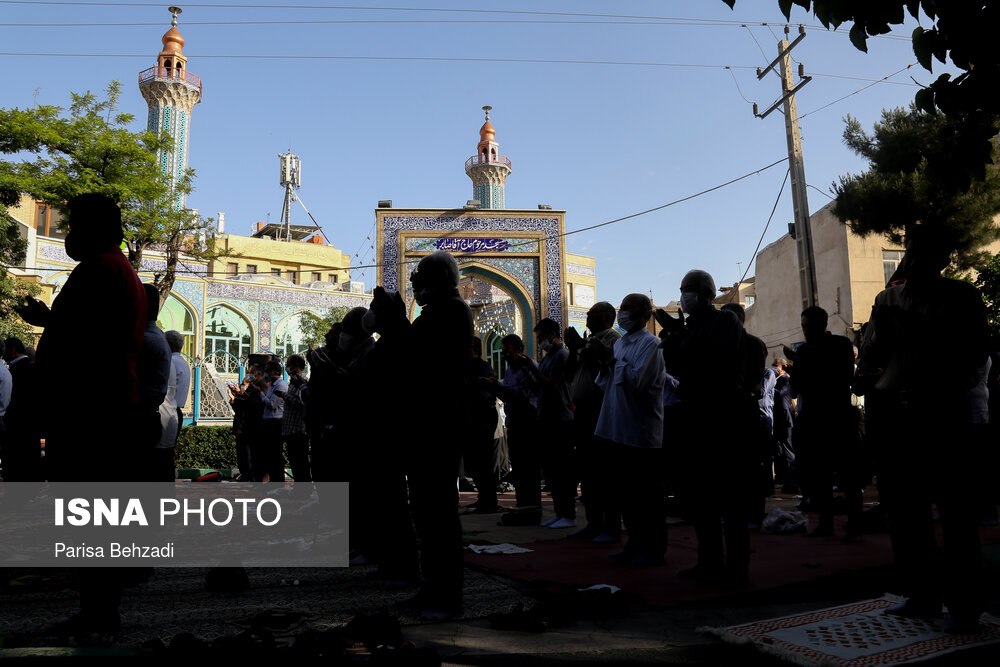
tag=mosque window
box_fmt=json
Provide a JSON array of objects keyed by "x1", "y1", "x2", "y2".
[
  {"x1": 227, "y1": 262, "x2": 238, "y2": 276},
  {"x1": 287, "y1": 270, "x2": 298, "y2": 284},
  {"x1": 204, "y1": 304, "x2": 253, "y2": 368},
  {"x1": 312, "y1": 272, "x2": 321, "y2": 283},
  {"x1": 271, "y1": 268, "x2": 282, "y2": 277},
  {"x1": 157, "y1": 294, "x2": 196, "y2": 358},
  {"x1": 276, "y1": 313, "x2": 309, "y2": 358},
  {"x1": 246, "y1": 264, "x2": 257, "y2": 274}
]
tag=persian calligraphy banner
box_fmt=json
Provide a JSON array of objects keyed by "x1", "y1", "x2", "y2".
[{"x1": 433, "y1": 238, "x2": 510, "y2": 253}]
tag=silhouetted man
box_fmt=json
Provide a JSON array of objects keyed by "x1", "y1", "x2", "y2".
[
  {"x1": 281, "y1": 353, "x2": 311, "y2": 483},
  {"x1": 1, "y1": 337, "x2": 41, "y2": 480},
  {"x1": 396, "y1": 251, "x2": 473, "y2": 619},
  {"x1": 138, "y1": 283, "x2": 171, "y2": 476},
  {"x1": 565, "y1": 302, "x2": 622, "y2": 542},
  {"x1": 790, "y1": 306, "x2": 860, "y2": 540},
  {"x1": 660, "y1": 269, "x2": 751, "y2": 586},
  {"x1": 531, "y1": 318, "x2": 576, "y2": 528},
  {"x1": 463, "y1": 337, "x2": 500, "y2": 513},
  {"x1": 862, "y1": 226, "x2": 988, "y2": 633},
  {"x1": 14, "y1": 192, "x2": 146, "y2": 642},
  {"x1": 596, "y1": 294, "x2": 667, "y2": 565}
]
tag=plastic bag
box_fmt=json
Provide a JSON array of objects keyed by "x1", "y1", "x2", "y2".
[{"x1": 761, "y1": 507, "x2": 808, "y2": 534}]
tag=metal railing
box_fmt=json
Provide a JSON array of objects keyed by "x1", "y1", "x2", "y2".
[
  {"x1": 138, "y1": 66, "x2": 203, "y2": 95},
  {"x1": 465, "y1": 154, "x2": 512, "y2": 172}
]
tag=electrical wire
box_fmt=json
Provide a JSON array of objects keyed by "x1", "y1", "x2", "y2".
[
  {"x1": 729, "y1": 167, "x2": 790, "y2": 302},
  {"x1": 727, "y1": 67, "x2": 754, "y2": 105},
  {"x1": 741, "y1": 24, "x2": 769, "y2": 63},
  {"x1": 799, "y1": 63, "x2": 915, "y2": 119},
  {"x1": 2, "y1": 157, "x2": 788, "y2": 277},
  {"x1": 807, "y1": 184, "x2": 834, "y2": 200},
  {"x1": 0, "y1": 1, "x2": 916, "y2": 42},
  {"x1": 0, "y1": 52, "x2": 763, "y2": 70}
]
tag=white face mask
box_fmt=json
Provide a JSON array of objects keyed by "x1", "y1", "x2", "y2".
[
  {"x1": 680, "y1": 291, "x2": 701, "y2": 313},
  {"x1": 617, "y1": 310, "x2": 636, "y2": 332},
  {"x1": 539, "y1": 339, "x2": 553, "y2": 353}
]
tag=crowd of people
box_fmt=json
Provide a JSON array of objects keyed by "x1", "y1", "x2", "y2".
[{"x1": 1, "y1": 193, "x2": 996, "y2": 638}]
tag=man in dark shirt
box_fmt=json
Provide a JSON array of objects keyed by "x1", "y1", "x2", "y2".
[
  {"x1": 862, "y1": 226, "x2": 988, "y2": 633},
  {"x1": 463, "y1": 337, "x2": 500, "y2": 512},
  {"x1": 789, "y1": 306, "x2": 860, "y2": 540},
  {"x1": 395, "y1": 251, "x2": 473, "y2": 620},
  {"x1": 15, "y1": 192, "x2": 146, "y2": 642}
]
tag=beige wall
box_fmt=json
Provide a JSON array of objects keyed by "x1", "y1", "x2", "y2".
[{"x1": 210, "y1": 234, "x2": 351, "y2": 284}]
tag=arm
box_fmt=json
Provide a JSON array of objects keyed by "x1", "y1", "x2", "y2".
[{"x1": 620, "y1": 337, "x2": 665, "y2": 392}]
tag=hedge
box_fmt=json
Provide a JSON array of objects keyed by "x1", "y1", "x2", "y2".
[{"x1": 174, "y1": 426, "x2": 237, "y2": 469}]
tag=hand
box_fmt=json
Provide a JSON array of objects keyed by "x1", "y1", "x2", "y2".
[
  {"x1": 564, "y1": 327, "x2": 585, "y2": 352},
  {"x1": 14, "y1": 296, "x2": 51, "y2": 327},
  {"x1": 654, "y1": 308, "x2": 684, "y2": 334}
]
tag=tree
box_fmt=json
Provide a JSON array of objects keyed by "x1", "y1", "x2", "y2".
[
  {"x1": 832, "y1": 106, "x2": 1000, "y2": 269},
  {"x1": 968, "y1": 251, "x2": 1000, "y2": 342},
  {"x1": 299, "y1": 306, "x2": 349, "y2": 349},
  {"x1": 0, "y1": 181, "x2": 39, "y2": 341},
  {"x1": 723, "y1": 1, "x2": 1000, "y2": 190},
  {"x1": 0, "y1": 81, "x2": 230, "y2": 309}
]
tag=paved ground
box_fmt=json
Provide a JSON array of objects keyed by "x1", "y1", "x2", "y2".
[{"x1": 1, "y1": 488, "x2": 998, "y2": 664}]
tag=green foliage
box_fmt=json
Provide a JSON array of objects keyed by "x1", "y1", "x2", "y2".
[
  {"x1": 0, "y1": 270, "x2": 40, "y2": 343},
  {"x1": 723, "y1": 1, "x2": 1000, "y2": 189},
  {"x1": 0, "y1": 82, "x2": 233, "y2": 309},
  {"x1": 299, "y1": 306, "x2": 349, "y2": 349},
  {"x1": 970, "y1": 252, "x2": 1000, "y2": 342},
  {"x1": 174, "y1": 425, "x2": 237, "y2": 469},
  {"x1": 832, "y1": 106, "x2": 1000, "y2": 269}
]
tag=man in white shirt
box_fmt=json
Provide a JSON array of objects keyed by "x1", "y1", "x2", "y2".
[
  {"x1": 595, "y1": 293, "x2": 667, "y2": 566},
  {"x1": 165, "y1": 330, "x2": 191, "y2": 443}
]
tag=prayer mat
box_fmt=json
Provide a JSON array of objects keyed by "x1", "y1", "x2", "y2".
[{"x1": 701, "y1": 597, "x2": 1000, "y2": 666}]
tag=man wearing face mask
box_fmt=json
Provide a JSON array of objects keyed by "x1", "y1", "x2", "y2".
[
  {"x1": 565, "y1": 302, "x2": 622, "y2": 542},
  {"x1": 14, "y1": 193, "x2": 146, "y2": 643},
  {"x1": 528, "y1": 318, "x2": 576, "y2": 528},
  {"x1": 659, "y1": 269, "x2": 751, "y2": 586},
  {"x1": 395, "y1": 251, "x2": 473, "y2": 620},
  {"x1": 595, "y1": 294, "x2": 667, "y2": 565}
]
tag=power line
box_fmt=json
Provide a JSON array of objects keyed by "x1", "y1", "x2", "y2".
[
  {"x1": 799, "y1": 63, "x2": 916, "y2": 119},
  {"x1": 807, "y1": 184, "x2": 834, "y2": 200},
  {"x1": 729, "y1": 168, "x2": 790, "y2": 301},
  {"x1": 3, "y1": 157, "x2": 787, "y2": 277},
  {"x1": 727, "y1": 67, "x2": 754, "y2": 105},
  {"x1": 0, "y1": 1, "x2": 915, "y2": 42},
  {"x1": 0, "y1": 52, "x2": 764, "y2": 70}
]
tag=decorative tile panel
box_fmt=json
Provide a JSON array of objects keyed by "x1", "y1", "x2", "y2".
[{"x1": 567, "y1": 262, "x2": 596, "y2": 277}]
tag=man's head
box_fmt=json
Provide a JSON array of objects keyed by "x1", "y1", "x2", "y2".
[
  {"x1": 64, "y1": 193, "x2": 124, "y2": 261},
  {"x1": 286, "y1": 353, "x2": 306, "y2": 374},
  {"x1": 264, "y1": 360, "x2": 283, "y2": 378},
  {"x1": 164, "y1": 330, "x2": 184, "y2": 354},
  {"x1": 679, "y1": 270, "x2": 716, "y2": 315},
  {"x1": 903, "y1": 225, "x2": 953, "y2": 282},
  {"x1": 472, "y1": 336, "x2": 483, "y2": 359},
  {"x1": 247, "y1": 363, "x2": 261, "y2": 380},
  {"x1": 800, "y1": 305, "x2": 829, "y2": 344},
  {"x1": 586, "y1": 301, "x2": 616, "y2": 334},
  {"x1": 617, "y1": 294, "x2": 652, "y2": 334},
  {"x1": 500, "y1": 334, "x2": 524, "y2": 359},
  {"x1": 533, "y1": 318, "x2": 561, "y2": 353},
  {"x1": 3, "y1": 337, "x2": 24, "y2": 362},
  {"x1": 143, "y1": 284, "x2": 160, "y2": 322},
  {"x1": 719, "y1": 302, "x2": 745, "y2": 325},
  {"x1": 410, "y1": 251, "x2": 460, "y2": 306},
  {"x1": 339, "y1": 307, "x2": 371, "y2": 351}
]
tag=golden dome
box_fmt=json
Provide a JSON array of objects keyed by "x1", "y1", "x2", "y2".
[
  {"x1": 479, "y1": 120, "x2": 496, "y2": 142},
  {"x1": 160, "y1": 26, "x2": 185, "y2": 55}
]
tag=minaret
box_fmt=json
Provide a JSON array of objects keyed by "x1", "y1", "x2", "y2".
[
  {"x1": 465, "y1": 106, "x2": 511, "y2": 209},
  {"x1": 138, "y1": 6, "x2": 202, "y2": 210}
]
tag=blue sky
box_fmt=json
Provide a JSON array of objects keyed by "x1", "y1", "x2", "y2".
[{"x1": 1, "y1": 1, "x2": 948, "y2": 308}]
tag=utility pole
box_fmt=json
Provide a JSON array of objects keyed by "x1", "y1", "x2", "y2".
[{"x1": 754, "y1": 25, "x2": 817, "y2": 310}]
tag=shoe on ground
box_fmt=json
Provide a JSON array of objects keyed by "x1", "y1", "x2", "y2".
[
  {"x1": 567, "y1": 525, "x2": 600, "y2": 540},
  {"x1": 549, "y1": 517, "x2": 577, "y2": 529},
  {"x1": 591, "y1": 532, "x2": 622, "y2": 545},
  {"x1": 540, "y1": 516, "x2": 560, "y2": 527},
  {"x1": 884, "y1": 600, "x2": 941, "y2": 619}
]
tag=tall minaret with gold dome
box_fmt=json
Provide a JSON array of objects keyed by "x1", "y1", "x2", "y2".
[
  {"x1": 465, "y1": 106, "x2": 511, "y2": 209},
  {"x1": 138, "y1": 6, "x2": 202, "y2": 209}
]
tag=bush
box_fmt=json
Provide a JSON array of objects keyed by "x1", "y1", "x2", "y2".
[{"x1": 174, "y1": 426, "x2": 237, "y2": 469}]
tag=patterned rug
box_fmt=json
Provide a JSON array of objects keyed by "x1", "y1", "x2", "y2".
[{"x1": 701, "y1": 597, "x2": 1000, "y2": 666}]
